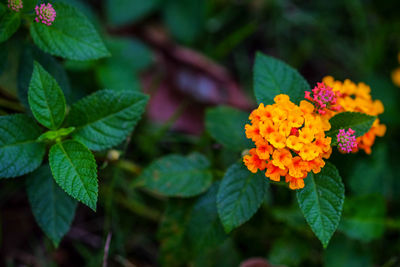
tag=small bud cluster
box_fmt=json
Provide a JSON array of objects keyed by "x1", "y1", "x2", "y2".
[
  {"x1": 337, "y1": 128, "x2": 357, "y2": 153},
  {"x1": 305, "y1": 82, "x2": 341, "y2": 114},
  {"x1": 35, "y1": 3, "x2": 56, "y2": 26},
  {"x1": 8, "y1": 0, "x2": 23, "y2": 12}
]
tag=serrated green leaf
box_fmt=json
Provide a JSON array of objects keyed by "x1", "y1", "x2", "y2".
[
  {"x1": 67, "y1": 89, "x2": 148, "y2": 151},
  {"x1": 327, "y1": 112, "x2": 376, "y2": 145},
  {"x1": 140, "y1": 153, "x2": 213, "y2": 197},
  {"x1": 217, "y1": 163, "x2": 268, "y2": 233},
  {"x1": 28, "y1": 62, "x2": 66, "y2": 129},
  {"x1": 30, "y1": 2, "x2": 109, "y2": 60},
  {"x1": 26, "y1": 165, "x2": 77, "y2": 246},
  {"x1": 205, "y1": 106, "x2": 252, "y2": 152},
  {"x1": 18, "y1": 44, "x2": 71, "y2": 108},
  {"x1": 106, "y1": 0, "x2": 160, "y2": 26},
  {"x1": 253, "y1": 52, "x2": 309, "y2": 105},
  {"x1": 49, "y1": 140, "x2": 98, "y2": 210},
  {"x1": 0, "y1": 10, "x2": 20, "y2": 43},
  {"x1": 187, "y1": 182, "x2": 227, "y2": 255},
  {"x1": 339, "y1": 194, "x2": 385, "y2": 242},
  {"x1": 0, "y1": 114, "x2": 45, "y2": 178},
  {"x1": 296, "y1": 162, "x2": 345, "y2": 248}
]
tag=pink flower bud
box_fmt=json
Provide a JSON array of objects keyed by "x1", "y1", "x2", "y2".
[
  {"x1": 34, "y1": 3, "x2": 56, "y2": 26},
  {"x1": 337, "y1": 128, "x2": 357, "y2": 153},
  {"x1": 8, "y1": 0, "x2": 23, "y2": 12},
  {"x1": 305, "y1": 82, "x2": 341, "y2": 114}
]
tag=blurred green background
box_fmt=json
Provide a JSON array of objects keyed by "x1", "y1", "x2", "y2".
[{"x1": 1, "y1": 0, "x2": 400, "y2": 266}]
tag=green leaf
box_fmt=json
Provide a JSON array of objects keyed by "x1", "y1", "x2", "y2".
[
  {"x1": 49, "y1": 140, "x2": 98, "y2": 210},
  {"x1": 18, "y1": 44, "x2": 71, "y2": 109},
  {"x1": 106, "y1": 0, "x2": 160, "y2": 26},
  {"x1": 339, "y1": 194, "x2": 385, "y2": 242},
  {"x1": 205, "y1": 106, "x2": 252, "y2": 152},
  {"x1": 0, "y1": 10, "x2": 20, "y2": 43},
  {"x1": 30, "y1": 2, "x2": 109, "y2": 60},
  {"x1": 0, "y1": 114, "x2": 45, "y2": 178},
  {"x1": 38, "y1": 127, "x2": 75, "y2": 141},
  {"x1": 327, "y1": 112, "x2": 376, "y2": 145},
  {"x1": 253, "y1": 52, "x2": 309, "y2": 105},
  {"x1": 67, "y1": 89, "x2": 149, "y2": 151},
  {"x1": 26, "y1": 165, "x2": 77, "y2": 246},
  {"x1": 296, "y1": 162, "x2": 345, "y2": 248},
  {"x1": 140, "y1": 153, "x2": 213, "y2": 197},
  {"x1": 187, "y1": 182, "x2": 227, "y2": 255},
  {"x1": 28, "y1": 62, "x2": 66, "y2": 129},
  {"x1": 217, "y1": 163, "x2": 268, "y2": 233}
]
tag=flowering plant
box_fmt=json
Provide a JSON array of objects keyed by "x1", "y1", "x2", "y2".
[
  {"x1": 0, "y1": 0, "x2": 394, "y2": 265},
  {"x1": 206, "y1": 52, "x2": 385, "y2": 247},
  {"x1": 0, "y1": 0, "x2": 148, "y2": 247}
]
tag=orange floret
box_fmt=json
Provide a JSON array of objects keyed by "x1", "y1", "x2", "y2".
[
  {"x1": 322, "y1": 76, "x2": 386, "y2": 154},
  {"x1": 243, "y1": 148, "x2": 267, "y2": 173},
  {"x1": 243, "y1": 94, "x2": 332, "y2": 190},
  {"x1": 272, "y1": 148, "x2": 293, "y2": 169},
  {"x1": 285, "y1": 175, "x2": 305, "y2": 190},
  {"x1": 245, "y1": 123, "x2": 262, "y2": 143},
  {"x1": 255, "y1": 139, "x2": 273, "y2": 160},
  {"x1": 265, "y1": 161, "x2": 288, "y2": 181},
  {"x1": 267, "y1": 132, "x2": 286, "y2": 149},
  {"x1": 286, "y1": 135, "x2": 303, "y2": 151}
]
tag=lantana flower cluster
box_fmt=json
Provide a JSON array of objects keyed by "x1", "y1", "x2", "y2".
[
  {"x1": 35, "y1": 3, "x2": 56, "y2": 26},
  {"x1": 305, "y1": 82, "x2": 341, "y2": 114},
  {"x1": 337, "y1": 128, "x2": 357, "y2": 153},
  {"x1": 8, "y1": 0, "x2": 23, "y2": 12},
  {"x1": 243, "y1": 95, "x2": 332, "y2": 190},
  {"x1": 322, "y1": 76, "x2": 386, "y2": 154}
]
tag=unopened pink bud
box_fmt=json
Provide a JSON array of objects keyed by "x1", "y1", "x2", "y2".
[
  {"x1": 337, "y1": 128, "x2": 357, "y2": 153},
  {"x1": 34, "y1": 3, "x2": 56, "y2": 26},
  {"x1": 305, "y1": 82, "x2": 341, "y2": 114},
  {"x1": 8, "y1": 0, "x2": 23, "y2": 12}
]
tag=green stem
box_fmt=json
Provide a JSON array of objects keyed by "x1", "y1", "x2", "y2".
[{"x1": 113, "y1": 159, "x2": 142, "y2": 175}]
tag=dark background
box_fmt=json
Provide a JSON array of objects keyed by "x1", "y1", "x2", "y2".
[{"x1": 1, "y1": 0, "x2": 400, "y2": 266}]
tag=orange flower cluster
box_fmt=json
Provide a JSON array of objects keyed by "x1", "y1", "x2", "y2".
[
  {"x1": 322, "y1": 76, "x2": 386, "y2": 154},
  {"x1": 243, "y1": 94, "x2": 332, "y2": 190}
]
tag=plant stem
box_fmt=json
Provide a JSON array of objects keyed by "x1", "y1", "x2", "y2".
[{"x1": 114, "y1": 159, "x2": 142, "y2": 175}]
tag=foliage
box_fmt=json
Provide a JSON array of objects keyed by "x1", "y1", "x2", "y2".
[{"x1": 0, "y1": 0, "x2": 398, "y2": 266}]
